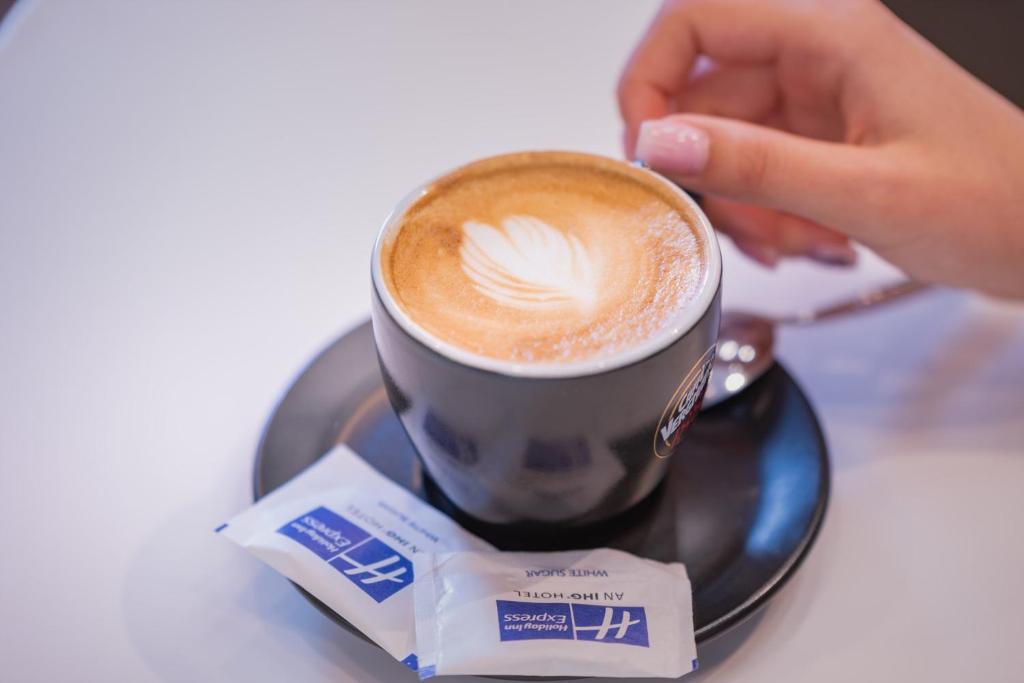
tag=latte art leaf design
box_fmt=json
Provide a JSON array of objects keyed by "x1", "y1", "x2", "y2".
[{"x1": 460, "y1": 215, "x2": 598, "y2": 310}]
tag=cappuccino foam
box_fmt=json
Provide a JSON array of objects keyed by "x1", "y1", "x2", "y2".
[{"x1": 380, "y1": 152, "x2": 707, "y2": 365}]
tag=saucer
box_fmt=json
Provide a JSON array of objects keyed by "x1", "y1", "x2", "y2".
[{"x1": 254, "y1": 321, "x2": 829, "y2": 648}]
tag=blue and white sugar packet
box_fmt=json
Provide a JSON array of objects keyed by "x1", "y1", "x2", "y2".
[
  {"x1": 217, "y1": 444, "x2": 492, "y2": 671},
  {"x1": 414, "y1": 548, "x2": 697, "y2": 679}
]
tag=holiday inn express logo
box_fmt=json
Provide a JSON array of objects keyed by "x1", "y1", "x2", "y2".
[
  {"x1": 496, "y1": 600, "x2": 649, "y2": 647},
  {"x1": 277, "y1": 506, "x2": 413, "y2": 602}
]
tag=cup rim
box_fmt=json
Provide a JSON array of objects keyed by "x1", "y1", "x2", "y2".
[{"x1": 370, "y1": 150, "x2": 722, "y2": 379}]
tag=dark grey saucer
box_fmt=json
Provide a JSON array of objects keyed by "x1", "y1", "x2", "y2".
[{"x1": 254, "y1": 321, "x2": 829, "y2": 652}]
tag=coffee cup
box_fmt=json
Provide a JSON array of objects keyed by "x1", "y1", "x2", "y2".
[{"x1": 371, "y1": 151, "x2": 721, "y2": 525}]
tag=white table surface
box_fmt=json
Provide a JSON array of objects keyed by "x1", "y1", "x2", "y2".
[{"x1": 2, "y1": 2, "x2": 1022, "y2": 681}]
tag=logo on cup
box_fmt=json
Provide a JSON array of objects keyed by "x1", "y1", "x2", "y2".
[
  {"x1": 653, "y1": 345, "x2": 716, "y2": 458},
  {"x1": 278, "y1": 506, "x2": 413, "y2": 603},
  {"x1": 496, "y1": 600, "x2": 649, "y2": 647}
]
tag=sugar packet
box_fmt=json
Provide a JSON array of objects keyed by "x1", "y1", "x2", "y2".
[
  {"x1": 413, "y1": 548, "x2": 697, "y2": 679},
  {"x1": 217, "y1": 444, "x2": 492, "y2": 671}
]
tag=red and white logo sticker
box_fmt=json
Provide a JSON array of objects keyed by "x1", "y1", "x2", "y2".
[{"x1": 653, "y1": 345, "x2": 716, "y2": 459}]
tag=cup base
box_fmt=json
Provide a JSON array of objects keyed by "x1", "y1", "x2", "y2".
[{"x1": 419, "y1": 466, "x2": 670, "y2": 549}]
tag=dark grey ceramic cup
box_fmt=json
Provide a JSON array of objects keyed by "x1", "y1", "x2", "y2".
[{"x1": 370, "y1": 152, "x2": 721, "y2": 526}]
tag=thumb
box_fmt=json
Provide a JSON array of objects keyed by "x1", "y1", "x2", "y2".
[{"x1": 635, "y1": 114, "x2": 872, "y2": 227}]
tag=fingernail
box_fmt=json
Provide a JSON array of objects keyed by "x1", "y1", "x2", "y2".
[
  {"x1": 635, "y1": 118, "x2": 710, "y2": 175},
  {"x1": 733, "y1": 239, "x2": 780, "y2": 268},
  {"x1": 809, "y1": 243, "x2": 858, "y2": 267}
]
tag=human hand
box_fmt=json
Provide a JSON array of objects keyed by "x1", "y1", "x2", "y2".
[{"x1": 618, "y1": 0, "x2": 1024, "y2": 298}]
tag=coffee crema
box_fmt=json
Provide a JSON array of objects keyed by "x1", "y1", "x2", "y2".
[{"x1": 379, "y1": 152, "x2": 707, "y2": 365}]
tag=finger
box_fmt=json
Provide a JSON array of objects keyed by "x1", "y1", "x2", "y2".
[
  {"x1": 618, "y1": 0, "x2": 795, "y2": 155},
  {"x1": 617, "y1": 2, "x2": 693, "y2": 156},
  {"x1": 703, "y1": 196, "x2": 858, "y2": 266},
  {"x1": 730, "y1": 236, "x2": 779, "y2": 268},
  {"x1": 622, "y1": 59, "x2": 776, "y2": 153},
  {"x1": 635, "y1": 113, "x2": 883, "y2": 230},
  {"x1": 619, "y1": 80, "x2": 672, "y2": 157},
  {"x1": 675, "y1": 63, "x2": 778, "y2": 123}
]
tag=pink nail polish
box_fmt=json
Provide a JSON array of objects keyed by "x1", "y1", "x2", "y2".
[
  {"x1": 809, "y1": 243, "x2": 858, "y2": 267},
  {"x1": 635, "y1": 118, "x2": 710, "y2": 176},
  {"x1": 733, "y1": 239, "x2": 780, "y2": 268}
]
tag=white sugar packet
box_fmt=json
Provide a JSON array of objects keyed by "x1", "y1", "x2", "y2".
[
  {"x1": 217, "y1": 444, "x2": 492, "y2": 671},
  {"x1": 414, "y1": 548, "x2": 697, "y2": 679}
]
